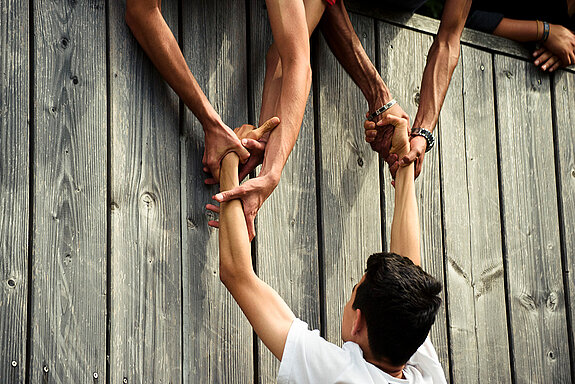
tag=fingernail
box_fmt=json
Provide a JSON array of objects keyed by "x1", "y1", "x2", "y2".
[
  {"x1": 242, "y1": 139, "x2": 247, "y2": 145},
  {"x1": 534, "y1": 61, "x2": 539, "y2": 65},
  {"x1": 215, "y1": 193, "x2": 223, "y2": 201}
]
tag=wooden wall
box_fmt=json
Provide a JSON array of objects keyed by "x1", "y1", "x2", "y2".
[{"x1": 0, "y1": 0, "x2": 574, "y2": 382}]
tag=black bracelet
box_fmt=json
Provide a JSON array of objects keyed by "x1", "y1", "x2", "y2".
[
  {"x1": 411, "y1": 127, "x2": 435, "y2": 152},
  {"x1": 367, "y1": 99, "x2": 397, "y2": 121},
  {"x1": 542, "y1": 21, "x2": 550, "y2": 42}
]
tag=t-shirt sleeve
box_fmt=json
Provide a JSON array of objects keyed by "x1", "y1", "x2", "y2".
[
  {"x1": 277, "y1": 319, "x2": 350, "y2": 384},
  {"x1": 466, "y1": 10, "x2": 505, "y2": 33}
]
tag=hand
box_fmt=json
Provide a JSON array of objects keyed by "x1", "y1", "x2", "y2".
[
  {"x1": 207, "y1": 117, "x2": 281, "y2": 240},
  {"x1": 364, "y1": 103, "x2": 409, "y2": 173},
  {"x1": 203, "y1": 121, "x2": 251, "y2": 183},
  {"x1": 209, "y1": 173, "x2": 279, "y2": 240},
  {"x1": 533, "y1": 47, "x2": 563, "y2": 72},
  {"x1": 399, "y1": 135, "x2": 427, "y2": 180},
  {"x1": 534, "y1": 24, "x2": 575, "y2": 70},
  {"x1": 236, "y1": 133, "x2": 268, "y2": 183}
]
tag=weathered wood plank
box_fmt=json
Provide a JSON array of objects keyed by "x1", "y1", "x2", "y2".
[
  {"x1": 317, "y1": 14, "x2": 382, "y2": 344},
  {"x1": 30, "y1": 0, "x2": 107, "y2": 381},
  {"x1": 494, "y1": 55, "x2": 571, "y2": 383},
  {"x1": 377, "y1": 21, "x2": 450, "y2": 379},
  {"x1": 0, "y1": 0, "x2": 29, "y2": 381},
  {"x1": 552, "y1": 70, "x2": 575, "y2": 381},
  {"x1": 248, "y1": 0, "x2": 321, "y2": 381},
  {"x1": 181, "y1": 1, "x2": 253, "y2": 383},
  {"x1": 439, "y1": 45, "x2": 511, "y2": 383},
  {"x1": 109, "y1": 0, "x2": 182, "y2": 382}
]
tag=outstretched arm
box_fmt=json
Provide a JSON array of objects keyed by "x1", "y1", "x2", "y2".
[
  {"x1": 216, "y1": 121, "x2": 295, "y2": 360},
  {"x1": 125, "y1": 0, "x2": 249, "y2": 180},
  {"x1": 384, "y1": 115, "x2": 420, "y2": 266}
]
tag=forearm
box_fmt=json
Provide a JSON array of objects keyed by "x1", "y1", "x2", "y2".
[
  {"x1": 413, "y1": 36, "x2": 461, "y2": 132},
  {"x1": 390, "y1": 145, "x2": 420, "y2": 266},
  {"x1": 219, "y1": 154, "x2": 254, "y2": 281},
  {"x1": 260, "y1": 61, "x2": 311, "y2": 180},
  {"x1": 320, "y1": 0, "x2": 391, "y2": 112},
  {"x1": 125, "y1": 5, "x2": 222, "y2": 130},
  {"x1": 493, "y1": 18, "x2": 542, "y2": 42}
]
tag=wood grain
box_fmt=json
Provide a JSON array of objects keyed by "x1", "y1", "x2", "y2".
[
  {"x1": 109, "y1": 0, "x2": 182, "y2": 382},
  {"x1": 440, "y1": 45, "x2": 511, "y2": 383},
  {"x1": 552, "y1": 69, "x2": 575, "y2": 381},
  {"x1": 248, "y1": 0, "x2": 321, "y2": 381},
  {"x1": 0, "y1": 0, "x2": 29, "y2": 382},
  {"x1": 494, "y1": 55, "x2": 571, "y2": 383},
  {"x1": 181, "y1": 1, "x2": 253, "y2": 382},
  {"x1": 30, "y1": 0, "x2": 107, "y2": 381},
  {"x1": 317, "y1": 13, "x2": 382, "y2": 345},
  {"x1": 378, "y1": 21, "x2": 451, "y2": 379}
]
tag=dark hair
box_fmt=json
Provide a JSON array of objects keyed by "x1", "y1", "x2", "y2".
[{"x1": 353, "y1": 252, "x2": 442, "y2": 366}]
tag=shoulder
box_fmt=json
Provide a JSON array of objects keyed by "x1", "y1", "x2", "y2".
[{"x1": 277, "y1": 319, "x2": 353, "y2": 383}]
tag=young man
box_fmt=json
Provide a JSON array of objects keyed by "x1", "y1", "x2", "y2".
[{"x1": 210, "y1": 115, "x2": 445, "y2": 383}]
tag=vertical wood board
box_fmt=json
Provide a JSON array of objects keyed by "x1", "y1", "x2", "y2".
[
  {"x1": 377, "y1": 21, "x2": 450, "y2": 378},
  {"x1": 317, "y1": 14, "x2": 382, "y2": 344},
  {"x1": 494, "y1": 55, "x2": 571, "y2": 383},
  {"x1": 31, "y1": 0, "x2": 107, "y2": 381},
  {"x1": 181, "y1": 1, "x2": 253, "y2": 383},
  {"x1": 552, "y1": 70, "x2": 575, "y2": 381},
  {"x1": 248, "y1": 0, "x2": 321, "y2": 381},
  {"x1": 0, "y1": 0, "x2": 29, "y2": 382},
  {"x1": 109, "y1": 0, "x2": 182, "y2": 382}
]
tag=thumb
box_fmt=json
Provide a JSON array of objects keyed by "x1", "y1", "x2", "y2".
[
  {"x1": 235, "y1": 145, "x2": 251, "y2": 164},
  {"x1": 241, "y1": 138, "x2": 266, "y2": 151},
  {"x1": 213, "y1": 186, "x2": 245, "y2": 203},
  {"x1": 246, "y1": 216, "x2": 256, "y2": 241},
  {"x1": 400, "y1": 148, "x2": 419, "y2": 167},
  {"x1": 250, "y1": 116, "x2": 280, "y2": 140}
]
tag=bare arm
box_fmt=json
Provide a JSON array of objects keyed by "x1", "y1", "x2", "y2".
[
  {"x1": 125, "y1": 0, "x2": 249, "y2": 180},
  {"x1": 217, "y1": 122, "x2": 295, "y2": 361},
  {"x1": 404, "y1": 0, "x2": 472, "y2": 179},
  {"x1": 385, "y1": 115, "x2": 420, "y2": 266}
]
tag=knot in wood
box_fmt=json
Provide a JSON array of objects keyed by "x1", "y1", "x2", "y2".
[
  {"x1": 60, "y1": 37, "x2": 69, "y2": 49},
  {"x1": 70, "y1": 75, "x2": 79, "y2": 85},
  {"x1": 504, "y1": 70, "x2": 513, "y2": 79},
  {"x1": 518, "y1": 292, "x2": 537, "y2": 311},
  {"x1": 7, "y1": 278, "x2": 16, "y2": 287},
  {"x1": 11, "y1": 360, "x2": 17, "y2": 367},
  {"x1": 413, "y1": 90, "x2": 421, "y2": 106},
  {"x1": 480, "y1": 64, "x2": 485, "y2": 71},
  {"x1": 571, "y1": 169, "x2": 575, "y2": 178},
  {"x1": 43, "y1": 365, "x2": 49, "y2": 373},
  {"x1": 141, "y1": 192, "x2": 156, "y2": 208},
  {"x1": 547, "y1": 350, "x2": 556, "y2": 360},
  {"x1": 123, "y1": 378, "x2": 128, "y2": 383},
  {"x1": 546, "y1": 291, "x2": 558, "y2": 311},
  {"x1": 93, "y1": 372, "x2": 99, "y2": 379},
  {"x1": 357, "y1": 157, "x2": 364, "y2": 167}
]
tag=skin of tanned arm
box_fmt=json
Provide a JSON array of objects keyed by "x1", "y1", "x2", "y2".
[
  {"x1": 319, "y1": 0, "x2": 411, "y2": 167},
  {"x1": 217, "y1": 122, "x2": 295, "y2": 361},
  {"x1": 403, "y1": 0, "x2": 471, "y2": 179},
  {"x1": 124, "y1": 0, "x2": 249, "y2": 181},
  {"x1": 213, "y1": 0, "x2": 324, "y2": 240}
]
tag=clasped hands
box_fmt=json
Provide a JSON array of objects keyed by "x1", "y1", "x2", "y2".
[
  {"x1": 363, "y1": 103, "x2": 426, "y2": 180},
  {"x1": 205, "y1": 117, "x2": 281, "y2": 241},
  {"x1": 533, "y1": 24, "x2": 575, "y2": 72}
]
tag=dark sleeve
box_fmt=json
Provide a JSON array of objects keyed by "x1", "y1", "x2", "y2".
[{"x1": 465, "y1": 10, "x2": 505, "y2": 33}]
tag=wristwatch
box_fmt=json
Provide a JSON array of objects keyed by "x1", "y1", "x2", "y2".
[{"x1": 411, "y1": 128, "x2": 435, "y2": 152}]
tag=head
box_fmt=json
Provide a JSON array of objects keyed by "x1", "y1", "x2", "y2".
[{"x1": 342, "y1": 252, "x2": 442, "y2": 366}]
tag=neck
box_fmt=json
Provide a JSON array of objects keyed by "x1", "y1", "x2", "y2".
[{"x1": 362, "y1": 348, "x2": 405, "y2": 379}]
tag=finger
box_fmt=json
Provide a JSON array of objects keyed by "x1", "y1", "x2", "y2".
[
  {"x1": 203, "y1": 166, "x2": 210, "y2": 174},
  {"x1": 549, "y1": 60, "x2": 562, "y2": 72},
  {"x1": 386, "y1": 154, "x2": 398, "y2": 167},
  {"x1": 238, "y1": 160, "x2": 257, "y2": 181},
  {"x1": 207, "y1": 220, "x2": 220, "y2": 228},
  {"x1": 376, "y1": 114, "x2": 404, "y2": 127},
  {"x1": 364, "y1": 120, "x2": 376, "y2": 130},
  {"x1": 415, "y1": 157, "x2": 423, "y2": 179},
  {"x1": 391, "y1": 179, "x2": 395, "y2": 188},
  {"x1": 541, "y1": 55, "x2": 559, "y2": 71},
  {"x1": 250, "y1": 117, "x2": 280, "y2": 140},
  {"x1": 206, "y1": 203, "x2": 220, "y2": 213},
  {"x1": 365, "y1": 129, "x2": 377, "y2": 142},
  {"x1": 236, "y1": 145, "x2": 251, "y2": 164},
  {"x1": 241, "y1": 138, "x2": 266, "y2": 151},
  {"x1": 204, "y1": 177, "x2": 217, "y2": 185},
  {"x1": 389, "y1": 161, "x2": 399, "y2": 178},
  {"x1": 213, "y1": 186, "x2": 246, "y2": 202},
  {"x1": 400, "y1": 149, "x2": 419, "y2": 166},
  {"x1": 534, "y1": 50, "x2": 553, "y2": 66},
  {"x1": 533, "y1": 47, "x2": 545, "y2": 58},
  {"x1": 246, "y1": 217, "x2": 256, "y2": 242}
]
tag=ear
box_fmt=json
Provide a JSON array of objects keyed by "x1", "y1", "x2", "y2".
[{"x1": 351, "y1": 308, "x2": 366, "y2": 336}]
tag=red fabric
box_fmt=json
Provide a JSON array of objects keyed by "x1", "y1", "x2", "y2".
[{"x1": 325, "y1": 0, "x2": 336, "y2": 5}]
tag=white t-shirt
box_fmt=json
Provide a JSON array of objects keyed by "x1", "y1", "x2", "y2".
[{"x1": 277, "y1": 318, "x2": 447, "y2": 384}]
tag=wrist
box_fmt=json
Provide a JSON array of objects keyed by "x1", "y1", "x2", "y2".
[
  {"x1": 198, "y1": 108, "x2": 225, "y2": 134},
  {"x1": 367, "y1": 82, "x2": 393, "y2": 114}
]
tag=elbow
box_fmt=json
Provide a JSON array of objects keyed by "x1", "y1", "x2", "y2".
[{"x1": 218, "y1": 260, "x2": 253, "y2": 290}]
